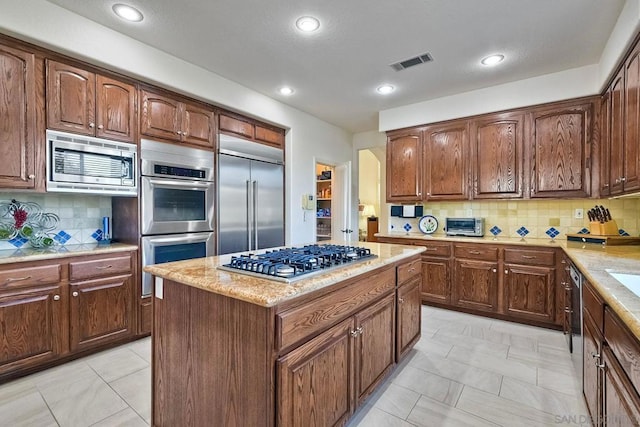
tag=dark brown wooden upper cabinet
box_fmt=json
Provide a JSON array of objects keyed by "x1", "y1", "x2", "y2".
[
  {"x1": 385, "y1": 130, "x2": 422, "y2": 202},
  {"x1": 140, "y1": 88, "x2": 214, "y2": 148},
  {"x1": 423, "y1": 121, "x2": 469, "y2": 200},
  {"x1": 528, "y1": 100, "x2": 594, "y2": 198},
  {"x1": 609, "y1": 68, "x2": 625, "y2": 195},
  {"x1": 218, "y1": 113, "x2": 285, "y2": 149},
  {"x1": 471, "y1": 113, "x2": 524, "y2": 199},
  {"x1": 623, "y1": 42, "x2": 640, "y2": 193},
  {"x1": 46, "y1": 60, "x2": 135, "y2": 143},
  {"x1": 0, "y1": 42, "x2": 40, "y2": 190}
]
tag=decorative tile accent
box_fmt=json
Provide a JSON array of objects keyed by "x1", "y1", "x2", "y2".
[
  {"x1": 91, "y1": 229, "x2": 104, "y2": 242},
  {"x1": 516, "y1": 226, "x2": 529, "y2": 238},
  {"x1": 577, "y1": 228, "x2": 590, "y2": 234},
  {"x1": 390, "y1": 224, "x2": 395, "y2": 229},
  {"x1": 8, "y1": 236, "x2": 28, "y2": 248},
  {"x1": 545, "y1": 227, "x2": 560, "y2": 238},
  {"x1": 53, "y1": 230, "x2": 71, "y2": 245},
  {"x1": 489, "y1": 226, "x2": 502, "y2": 236},
  {"x1": 403, "y1": 223, "x2": 412, "y2": 232},
  {"x1": 619, "y1": 229, "x2": 630, "y2": 236}
]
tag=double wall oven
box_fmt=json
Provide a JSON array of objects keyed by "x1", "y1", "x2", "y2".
[{"x1": 140, "y1": 139, "x2": 215, "y2": 297}]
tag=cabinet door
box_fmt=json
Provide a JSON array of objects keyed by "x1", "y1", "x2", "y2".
[
  {"x1": 471, "y1": 113, "x2": 524, "y2": 199},
  {"x1": 453, "y1": 259, "x2": 498, "y2": 312},
  {"x1": 529, "y1": 102, "x2": 591, "y2": 198},
  {"x1": 140, "y1": 89, "x2": 181, "y2": 141},
  {"x1": 386, "y1": 132, "x2": 422, "y2": 201},
  {"x1": 0, "y1": 285, "x2": 65, "y2": 375},
  {"x1": 397, "y1": 276, "x2": 421, "y2": 361},
  {"x1": 602, "y1": 345, "x2": 640, "y2": 426},
  {"x1": 277, "y1": 317, "x2": 355, "y2": 427},
  {"x1": 424, "y1": 122, "x2": 469, "y2": 200},
  {"x1": 181, "y1": 102, "x2": 214, "y2": 148},
  {"x1": 421, "y1": 256, "x2": 450, "y2": 304},
  {"x1": 0, "y1": 44, "x2": 37, "y2": 190},
  {"x1": 624, "y1": 44, "x2": 640, "y2": 192},
  {"x1": 583, "y1": 313, "x2": 602, "y2": 425},
  {"x1": 69, "y1": 274, "x2": 133, "y2": 352},
  {"x1": 503, "y1": 264, "x2": 555, "y2": 323},
  {"x1": 95, "y1": 75, "x2": 135, "y2": 142},
  {"x1": 46, "y1": 60, "x2": 95, "y2": 135},
  {"x1": 354, "y1": 293, "x2": 395, "y2": 403},
  {"x1": 610, "y1": 68, "x2": 625, "y2": 195}
]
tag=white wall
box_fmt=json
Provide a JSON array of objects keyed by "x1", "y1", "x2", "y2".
[
  {"x1": 599, "y1": 0, "x2": 640, "y2": 88},
  {"x1": 0, "y1": 0, "x2": 353, "y2": 246}
]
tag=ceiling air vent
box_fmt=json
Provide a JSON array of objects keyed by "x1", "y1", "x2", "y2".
[{"x1": 390, "y1": 53, "x2": 433, "y2": 71}]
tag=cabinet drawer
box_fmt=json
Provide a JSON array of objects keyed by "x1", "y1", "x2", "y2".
[
  {"x1": 219, "y1": 114, "x2": 254, "y2": 139},
  {"x1": 418, "y1": 242, "x2": 451, "y2": 257},
  {"x1": 276, "y1": 267, "x2": 395, "y2": 352},
  {"x1": 583, "y1": 280, "x2": 604, "y2": 332},
  {"x1": 0, "y1": 264, "x2": 62, "y2": 290},
  {"x1": 504, "y1": 248, "x2": 555, "y2": 266},
  {"x1": 397, "y1": 258, "x2": 421, "y2": 284},
  {"x1": 604, "y1": 307, "x2": 640, "y2": 394},
  {"x1": 69, "y1": 255, "x2": 132, "y2": 281},
  {"x1": 454, "y1": 245, "x2": 498, "y2": 261}
]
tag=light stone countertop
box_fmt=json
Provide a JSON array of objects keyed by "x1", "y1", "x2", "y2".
[
  {"x1": 0, "y1": 242, "x2": 138, "y2": 265},
  {"x1": 144, "y1": 241, "x2": 425, "y2": 307},
  {"x1": 377, "y1": 231, "x2": 640, "y2": 341}
]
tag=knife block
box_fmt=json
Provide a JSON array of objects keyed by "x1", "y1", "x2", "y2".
[{"x1": 589, "y1": 220, "x2": 619, "y2": 236}]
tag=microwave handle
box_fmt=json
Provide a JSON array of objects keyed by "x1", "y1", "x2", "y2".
[{"x1": 147, "y1": 178, "x2": 212, "y2": 188}]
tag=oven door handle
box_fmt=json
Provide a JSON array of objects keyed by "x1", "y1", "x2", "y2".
[
  {"x1": 145, "y1": 234, "x2": 211, "y2": 245},
  {"x1": 147, "y1": 178, "x2": 212, "y2": 188}
]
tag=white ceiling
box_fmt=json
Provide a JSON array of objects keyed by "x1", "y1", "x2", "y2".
[{"x1": 46, "y1": 0, "x2": 625, "y2": 133}]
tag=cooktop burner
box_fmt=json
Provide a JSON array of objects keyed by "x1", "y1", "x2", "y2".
[{"x1": 218, "y1": 244, "x2": 376, "y2": 283}]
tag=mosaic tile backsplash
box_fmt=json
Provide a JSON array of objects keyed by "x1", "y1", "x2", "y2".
[
  {"x1": 0, "y1": 194, "x2": 112, "y2": 250},
  {"x1": 388, "y1": 198, "x2": 640, "y2": 239}
]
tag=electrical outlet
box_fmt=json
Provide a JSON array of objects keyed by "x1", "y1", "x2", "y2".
[{"x1": 574, "y1": 208, "x2": 584, "y2": 219}]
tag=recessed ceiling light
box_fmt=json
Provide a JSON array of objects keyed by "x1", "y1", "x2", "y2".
[
  {"x1": 279, "y1": 87, "x2": 294, "y2": 96},
  {"x1": 481, "y1": 54, "x2": 505, "y2": 66},
  {"x1": 376, "y1": 84, "x2": 395, "y2": 95},
  {"x1": 112, "y1": 4, "x2": 144, "y2": 22},
  {"x1": 296, "y1": 16, "x2": 320, "y2": 32}
]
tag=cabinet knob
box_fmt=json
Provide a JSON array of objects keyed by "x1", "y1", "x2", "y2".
[
  {"x1": 89, "y1": 122, "x2": 95, "y2": 128},
  {"x1": 72, "y1": 291, "x2": 79, "y2": 297},
  {"x1": 596, "y1": 361, "x2": 606, "y2": 370},
  {"x1": 398, "y1": 297, "x2": 405, "y2": 304},
  {"x1": 492, "y1": 268, "x2": 497, "y2": 273},
  {"x1": 28, "y1": 174, "x2": 35, "y2": 179},
  {"x1": 603, "y1": 183, "x2": 610, "y2": 188},
  {"x1": 350, "y1": 329, "x2": 359, "y2": 338},
  {"x1": 621, "y1": 177, "x2": 627, "y2": 182},
  {"x1": 357, "y1": 326, "x2": 364, "y2": 335},
  {"x1": 504, "y1": 269, "x2": 508, "y2": 274},
  {"x1": 97, "y1": 124, "x2": 104, "y2": 130},
  {"x1": 564, "y1": 308, "x2": 571, "y2": 313},
  {"x1": 591, "y1": 351, "x2": 600, "y2": 359},
  {"x1": 53, "y1": 295, "x2": 60, "y2": 301}
]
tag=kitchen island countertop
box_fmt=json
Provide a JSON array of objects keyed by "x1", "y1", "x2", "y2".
[
  {"x1": 144, "y1": 241, "x2": 425, "y2": 307},
  {"x1": 0, "y1": 242, "x2": 138, "y2": 264}
]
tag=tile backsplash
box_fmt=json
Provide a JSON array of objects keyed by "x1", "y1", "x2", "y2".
[
  {"x1": 0, "y1": 194, "x2": 112, "y2": 250},
  {"x1": 388, "y1": 198, "x2": 640, "y2": 239}
]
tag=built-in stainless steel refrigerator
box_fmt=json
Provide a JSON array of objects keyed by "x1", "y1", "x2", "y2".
[{"x1": 217, "y1": 134, "x2": 284, "y2": 255}]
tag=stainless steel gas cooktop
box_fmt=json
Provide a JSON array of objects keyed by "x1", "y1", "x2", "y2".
[{"x1": 217, "y1": 244, "x2": 376, "y2": 283}]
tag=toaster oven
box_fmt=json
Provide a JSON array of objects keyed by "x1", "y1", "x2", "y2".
[{"x1": 445, "y1": 218, "x2": 484, "y2": 237}]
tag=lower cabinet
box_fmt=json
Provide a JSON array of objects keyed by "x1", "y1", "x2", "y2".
[
  {"x1": 602, "y1": 345, "x2": 640, "y2": 426},
  {"x1": 503, "y1": 263, "x2": 555, "y2": 323},
  {"x1": 421, "y1": 256, "x2": 451, "y2": 304},
  {"x1": 0, "y1": 250, "x2": 137, "y2": 380},
  {"x1": 397, "y1": 275, "x2": 422, "y2": 360},
  {"x1": 453, "y1": 259, "x2": 498, "y2": 312},
  {"x1": 583, "y1": 312, "x2": 602, "y2": 424}
]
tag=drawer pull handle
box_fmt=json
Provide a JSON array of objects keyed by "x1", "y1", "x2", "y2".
[
  {"x1": 95, "y1": 265, "x2": 113, "y2": 270},
  {"x1": 72, "y1": 291, "x2": 79, "y2": 297},
  {"x1": 53, "y1": 295, "x2": 60, "y2": 301},
  {"x1": 522, "y1": 255, "x2": 536, "y2": 259},
  {"x1": 6, "y1": 276, "x2": 31, "y2": 283},
  {"x1": 469, "y1": 250, "x2": 481, "y2": 255}
]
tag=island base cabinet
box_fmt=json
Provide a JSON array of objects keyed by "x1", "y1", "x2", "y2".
[
  {"x1": 69, "y1": 275, "x2": 133, "y2": 353},
  {"x1": 277, "y1": 317, "x2": 355, "y2": 427},
  {"x1": 0, "y1": 285, "x2": 66, "y2": 376},
  {"x1": 397, "y1": 275, "x2": 421, "y2": 360}
]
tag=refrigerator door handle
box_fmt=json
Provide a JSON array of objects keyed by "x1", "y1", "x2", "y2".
[
  {"x1": 246, "y1": 180, "x2": 252, "y2": 250},
  {"x1": 253, "y1": 180, "x2": 258, "y2": 249}
]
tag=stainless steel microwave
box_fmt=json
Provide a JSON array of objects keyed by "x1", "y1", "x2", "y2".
[
  {"x1": 46, "y1": 130, "x2": 138, "y2": 196},
  {"x1": 445, "y1": 217, "x2": 484, "y2": 237}
]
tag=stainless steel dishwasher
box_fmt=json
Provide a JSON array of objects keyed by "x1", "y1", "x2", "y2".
[{"x1": 569, "y1": 262, "x2": 584, "y2": 385}]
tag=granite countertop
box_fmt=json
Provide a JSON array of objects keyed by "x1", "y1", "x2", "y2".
[
  {"x1": 144, "y1": 241, "x2": 425, "y2": 307},
  {"x1": 0, "y1": 242, "x2": 139, "y2": 265},
  {"x1": 375, "y1": 231, "x2": 568, "y2": 247}
]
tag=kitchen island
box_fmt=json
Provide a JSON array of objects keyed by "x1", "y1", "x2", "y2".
[{"x1": 144, "y1": 242, "x2": 424, "y2": 427}]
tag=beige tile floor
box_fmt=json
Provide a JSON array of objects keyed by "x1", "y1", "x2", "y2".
[{"x1": 0, "y1": 306, "x2": 588, "y2": 426}]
